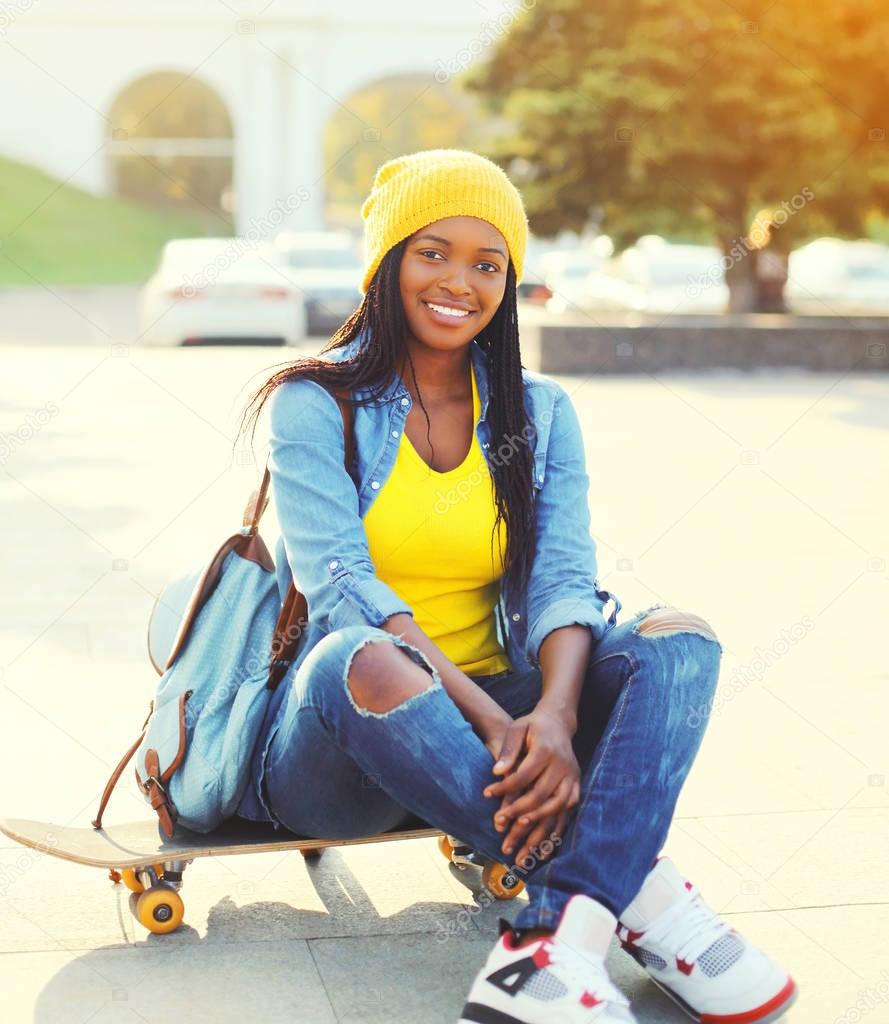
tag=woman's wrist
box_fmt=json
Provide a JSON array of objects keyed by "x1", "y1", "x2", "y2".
[
  {"x1": 534, "y1": 699, "x2": 577, "y2": 737},
  {"x1": 474, "y1": 703, "x2": 512, "y2": 742}
]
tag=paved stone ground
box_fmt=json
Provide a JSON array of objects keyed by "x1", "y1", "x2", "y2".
[{"x1": 1, "y1": 337, "x2": 887, "y2": 1023}]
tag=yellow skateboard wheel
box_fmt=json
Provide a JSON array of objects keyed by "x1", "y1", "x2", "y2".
[
  {"x1": 482, "y1": 862, "x2": 525, "y2": 900},
  {"x1": 135, "y1": 886, "x2": 184, "y2": 934},
  {"x1": 437, "y1": 835, "x2": 454, "y2": 861}
]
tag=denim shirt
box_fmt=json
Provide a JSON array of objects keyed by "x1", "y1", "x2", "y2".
[{"x1": 236, "y1": 325, "x2": 621, "y2": 823}]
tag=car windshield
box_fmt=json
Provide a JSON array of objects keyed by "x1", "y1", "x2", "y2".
[
  {"x1": 647, "y1": 251, "x2": 722, "y2": 285},
  {"x1": 164, "y1": 242, "x2": 274, "y2": 270},
  {"x1": 846, "y1": 262, "x2": 889, "y2": 281},
  {"x1": 285, "y1": 249, "x2": 360, "y2": 271}
]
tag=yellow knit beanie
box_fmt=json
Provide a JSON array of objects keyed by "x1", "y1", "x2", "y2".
[{"x1": 359, "y1": 148, "x2": 529, "y2": 295}]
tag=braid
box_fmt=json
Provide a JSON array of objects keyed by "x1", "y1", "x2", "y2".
[
  {"x1": 475, "y1": 260, "x2": 537, "y2": 608},
  {"x1": 238, "y1": 243, "x2": 537, "y2": 603}
]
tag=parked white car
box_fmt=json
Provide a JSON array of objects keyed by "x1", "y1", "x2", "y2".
[
  {"x1": 139, "y1": 238, "x2": 308, "y2": 346},
  {"x1": 273, "y1": 230, "x2": 363, "y2": 334},
  {"x1": 616, "y1": 239, "x2": 730, "y2": 314},
  {"x1": 787, "y1": 238, "x2": 889, "y2": 313},
  {"x1": 545, "y1": 256, "x2": 642, "y2": 314}
]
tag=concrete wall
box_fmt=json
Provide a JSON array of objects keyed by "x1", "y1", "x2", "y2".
[{"x1": 521, "y1": 317, "x2": 889, "y2": 373}]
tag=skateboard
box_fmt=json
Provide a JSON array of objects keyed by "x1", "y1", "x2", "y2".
[{"x1": 0, "y1": 816, "x2": 525, "y2": 935}]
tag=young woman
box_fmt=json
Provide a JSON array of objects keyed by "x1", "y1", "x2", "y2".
[{"x1": 237, "y1": 150, "x2": 797, "y2": 1024}]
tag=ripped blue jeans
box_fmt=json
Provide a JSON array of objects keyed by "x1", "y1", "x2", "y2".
[{"x1": 258, "y1": 605, "x2": 722, "y2": 929}]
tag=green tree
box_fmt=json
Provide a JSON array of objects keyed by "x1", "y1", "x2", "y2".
[{"x1": 462, "y1": 0, "x2": 889, "y2": 312}]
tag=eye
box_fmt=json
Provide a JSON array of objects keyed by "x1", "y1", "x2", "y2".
[{"x1": 417, "y1": 250, "x2": 500, "y2": 273}]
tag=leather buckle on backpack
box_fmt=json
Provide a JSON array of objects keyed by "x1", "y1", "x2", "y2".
[{"x1": 142, "y1": 774, "x2": 165, "y2": 796}]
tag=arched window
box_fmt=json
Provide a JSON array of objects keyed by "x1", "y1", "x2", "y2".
[{"x1": 108, "y1": 72, "x2": 234, "y2": 221}]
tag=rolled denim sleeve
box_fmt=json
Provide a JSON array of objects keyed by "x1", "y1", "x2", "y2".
[
  {"x1": 268, "y1": 378, "x2": 413, "y2": 631},
  {"x1": 524, "y1": 382, "x2": 612, "y2": 668}
]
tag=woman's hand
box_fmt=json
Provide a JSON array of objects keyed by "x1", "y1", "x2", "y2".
[{"x1": 483, "y1": 708, "x2": 581, "y2": 859}]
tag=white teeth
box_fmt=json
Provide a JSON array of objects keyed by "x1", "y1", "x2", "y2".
[{"x1": 426, "y1": 301, "x2": 470, "y2": 318}]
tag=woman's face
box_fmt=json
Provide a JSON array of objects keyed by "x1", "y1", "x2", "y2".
[{"x1": 398, "y1": 215, "x2": 509, "y2": 353}]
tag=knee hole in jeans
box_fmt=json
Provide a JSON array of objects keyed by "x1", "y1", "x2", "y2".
[
  {"x1": 344, "y1": 635, "x2": 437, "y2": 716},
  {"x1": 632, "y1": 607, "x2": 720, "y2": 646}
]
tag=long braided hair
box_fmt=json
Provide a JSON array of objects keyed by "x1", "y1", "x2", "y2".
[{"x1": 238, "y1": 237, "x2": 537, "y2": 607}]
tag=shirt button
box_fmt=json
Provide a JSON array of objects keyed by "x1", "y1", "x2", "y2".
[
  {"x1": 511, "y1": 613, "x2": 521, "y2": 621},
  {"x1": 371, "y1": 480, "x2": 381, "y2": 490},
  {"x1": 391, "y1": 430, "x2": 399, "y2": 437},
  {"x1": 328, "y1": 560, "x2": 339, "y2": 570},
  {"x1": 400, "y1": 397, "x2": 409, "y2": 406}
]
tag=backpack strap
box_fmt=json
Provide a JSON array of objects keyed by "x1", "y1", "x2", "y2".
[{"x1": 91, "y1": 701, "x2": 154, "y2": 831}]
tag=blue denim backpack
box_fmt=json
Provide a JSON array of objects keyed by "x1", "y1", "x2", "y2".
[{"x1": 91, "y1": 389, "x2": 355, "y2": 837}]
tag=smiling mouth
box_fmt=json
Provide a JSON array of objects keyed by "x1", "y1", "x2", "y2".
[{"x1": 423, "y1": 300, "x2": 475, "y2": 319}]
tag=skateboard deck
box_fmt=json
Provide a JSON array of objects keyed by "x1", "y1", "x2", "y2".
[
  {"x1": 0, "y1": 815, "x2": 524, "y2": 934},
  {"x1": 0, "y1": 815, "x2": 439, "y2": 870}
]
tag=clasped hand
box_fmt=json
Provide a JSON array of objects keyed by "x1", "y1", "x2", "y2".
[{"x1": 482, "y1": 708, "x2": 580, "y2": 867}]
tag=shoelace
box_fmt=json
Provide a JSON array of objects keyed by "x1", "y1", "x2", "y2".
[
  {"x1": 638, "y1": 885, "x2": 733, "y2": 966},
  {"x1": 544, "y1": 938, "x2": 631, "y2": 1008}
]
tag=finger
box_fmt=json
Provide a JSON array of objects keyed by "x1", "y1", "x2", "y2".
[
  {"x1": 511, "y1": 777, "x2": 576, "y2": 826},
  {"x1": 492, "y1": 789, "x2": 521, "y2": 833},
  {"x1": 525, "y1": 811, "x2": 567, "y2": 865},
  {"x1": 490, "y1": 722, "x2": 528, "y2": 777},
  {"x1": 500, "y1": 813, "x2": 533, "y2": 857},
  {"x1": 500, "y1": 769, "x2": 570, "y2": 823},
  {"x1": 495, "y1": 761, "x2": 566, "y2": 821},
  {"x1": 513, "y1": 818, "x2": 555, "y2": 867},
  {"x1": 484, "y1": 747, "x2": 550, "y2": 798},
  {"x1": 542, "y1": 811, "x2": 569, "y2": 859}
]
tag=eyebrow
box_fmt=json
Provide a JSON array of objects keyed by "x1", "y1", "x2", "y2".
[{"x1": 414, "y1": 233, "x2": 507, "y2": 260}]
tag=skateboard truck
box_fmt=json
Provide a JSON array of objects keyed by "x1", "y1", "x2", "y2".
[{"x1": 438, "y1": 835, "x2": 525, "y2": 901}]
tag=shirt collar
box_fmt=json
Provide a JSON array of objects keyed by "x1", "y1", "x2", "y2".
[{"x1": 318, "y1": 323, "x2": 491, "y2": 420}]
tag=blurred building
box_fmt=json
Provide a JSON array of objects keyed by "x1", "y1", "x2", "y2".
[{"x1": 0, "y1": 0, "x2": 501, "y2": 231}]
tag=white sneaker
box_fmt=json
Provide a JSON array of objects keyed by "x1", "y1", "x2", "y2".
[
  {"x1": 617, "y1": 858, "x2": 798, "y2": 1023},
  {"x1": 459, "y1": 894, "x2": 636, "y2": 1024}
]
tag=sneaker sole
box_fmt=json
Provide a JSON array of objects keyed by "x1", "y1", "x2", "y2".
[
  {"x1": 458, "y1": 1003, "x2": 525, "y2": 1024},
  {"x1": 646, "y1": 973, "x2": 798, "y2": 1024}
]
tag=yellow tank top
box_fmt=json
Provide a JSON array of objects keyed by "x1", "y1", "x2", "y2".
[{"x1": 363, "y1": 362, "x2": 512, "y2": 676}]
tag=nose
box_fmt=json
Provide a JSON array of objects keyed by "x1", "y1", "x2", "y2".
[{"x1": 439, "y1": 264, "x2": 472, "y2": 295}]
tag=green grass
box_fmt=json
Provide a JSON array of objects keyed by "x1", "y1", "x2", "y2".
[{"x1": 0, "y1": 156, "x2": 229, "y2": 285}]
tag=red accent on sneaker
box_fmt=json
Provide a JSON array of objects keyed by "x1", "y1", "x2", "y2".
[
  {"x1": 676, "y1": 957, "x2": 695, "y2": 976},
  {"x1": 502, "y1": 930, "x2": 548, "y2": 952},
  {"x1": 622, "y1": 929, "x2": 646, "y2": 948},
  {"x1": 700, "y1": 977, "x2": 798, "y2": 1023},
  {"x1": 580, "y1": 991, "x2": 603, "y2": 1008},
  {"x1": 532, "y1": 944, "x2": 552, "y2": 969}
]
